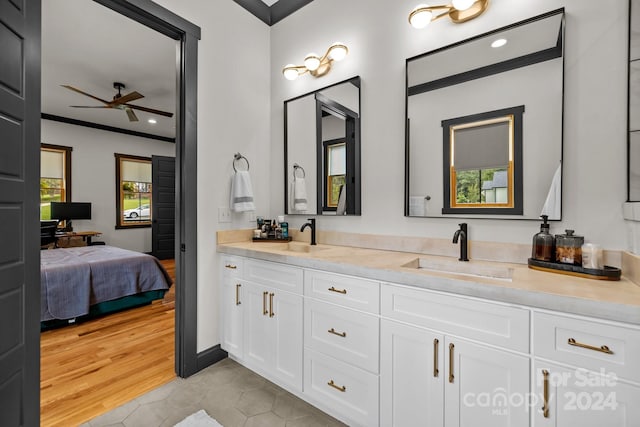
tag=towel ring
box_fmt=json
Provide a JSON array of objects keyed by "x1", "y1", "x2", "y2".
[
  {"x1": 233, "y1": 153, "x2": 250, "y2": 172},
  {"x1": 293, "y1": 163, "x2": 306, "y2": 179}
]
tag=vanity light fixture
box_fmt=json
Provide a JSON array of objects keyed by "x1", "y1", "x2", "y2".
[
  {"x1": 409, "y1": 0, "x2": 489, "y2": 29},
  {"x1": 282, "y1": 42, "x2": 349, "y2": 81}
]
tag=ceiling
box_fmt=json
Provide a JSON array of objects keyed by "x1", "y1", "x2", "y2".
[{"x1": 41, "y1": 0, "x2": 177, "y2": 140}]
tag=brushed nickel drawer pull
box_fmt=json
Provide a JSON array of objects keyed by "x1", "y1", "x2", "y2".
[
  {"x1": 327, "y1": 380, "x2": 346, "y2": 392},
  {"x1": 235, "y1": 284, "x2": 241, "y2": 305},
  {"x1": 328, "y1": 286, "x2": 347, "y2": 294},
  {"x1": 262, "y1": 291, "x2": 268, "y2": 315},
  {"x1": 449, "y1": 343, "x2": 455, "y2": 383},
  {"x1": 269, "y1": 292, "x2": 275, "y2": 318},
  {"x1": 542, "y1": 369, "x2": 550, "y2": 418},
  {"x1": 567, "y1": 338, "x2": 613, "y2": 354},
  {"x1": 225, "y1": 264, "x2": 237, "y2": 269},
  {"x1": 328, "y1": 328, "x2": 347, "y2": 338},
  {"x1": 433, "y1": 338, "x2": 439, "y2": 378}
]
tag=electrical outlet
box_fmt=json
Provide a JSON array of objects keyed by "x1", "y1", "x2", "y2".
[
  {"x1": 247, "y1": 212, "x2": 256, "y2": 223},
  {"x1": 218, "y1": 207, "x2": 231, "y2": 223}
]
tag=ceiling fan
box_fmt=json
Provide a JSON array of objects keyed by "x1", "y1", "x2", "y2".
[{"x1": 62, "y1": 82, "x2": 174, "y2": 122}]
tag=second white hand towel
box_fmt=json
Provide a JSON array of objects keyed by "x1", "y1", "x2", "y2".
[
  {"x1": 293, "y1": 176, "x2": 308, "y2": 211},
  {"x1": 230, "y1": 170, "x2": 255, "y2": 212}
]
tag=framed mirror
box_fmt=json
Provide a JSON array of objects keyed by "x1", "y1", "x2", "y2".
[
  {"x1": 405, "y1": 9, "x2": 565, "y2": 219},
  {"x1": 285, "y1": 76, "x2": 361, "y2": 215}
]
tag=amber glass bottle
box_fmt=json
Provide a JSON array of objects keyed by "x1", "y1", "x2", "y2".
[{"x1": 532, "y1": 215, "x2": 554, "y2": 261}]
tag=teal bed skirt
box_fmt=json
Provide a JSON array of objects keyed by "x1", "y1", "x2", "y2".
[{"x1": 40, "y1": 289, "x2": 167, "y2": 331}]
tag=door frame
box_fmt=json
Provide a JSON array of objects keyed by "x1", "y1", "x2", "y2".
[{"x1": 90, "y1": 0, "x2": 201, "y2": 377}]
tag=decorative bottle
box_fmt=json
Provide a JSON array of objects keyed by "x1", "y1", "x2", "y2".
[{"x1": 532, "y1": 215, "x2": 554, "y2": 262}]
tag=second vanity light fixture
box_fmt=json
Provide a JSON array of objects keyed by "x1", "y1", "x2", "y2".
[
  {"x1": 409, "y1": 0, "x2": 489, "y2": 29},
  {"x1": 282, "y1": 42, "x2": 348, "y2": 81}
]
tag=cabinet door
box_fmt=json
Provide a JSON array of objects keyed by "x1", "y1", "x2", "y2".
[
  {"x1": 221, "y1": 277, "x2": 244, "y2": 358},
  {"x1": 444, "y1": 337, "x2": 529, "y2": 427},
  {"x1": 271, "y1": 290, "x2": 303, "y2": 391},
  {"x1": 243, "y1": 282, "x2": 272, "y2": 368},
  {"x1": 533, "y1": 361, "x2": 640, "y2": 427},
  {"x1": 380, "y1": 320, "x2": 444, "y2": 427}
]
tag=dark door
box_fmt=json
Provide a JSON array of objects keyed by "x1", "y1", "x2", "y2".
[
  {"x1": 0, "y1": 0, "x2": 41, "y2": 425},
  {"x1": 152, "y1": 155, "x2": 175, "y2": 260}
]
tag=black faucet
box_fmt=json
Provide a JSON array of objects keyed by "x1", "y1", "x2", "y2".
[
  {"x1": 300, "y1": 218, "x2": 317, "y2": 246},
  {"x1": 452, "y1": 223, "x2": 469, "y2": 262}
]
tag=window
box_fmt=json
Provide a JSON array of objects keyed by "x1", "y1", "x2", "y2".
[
  {"x1": 116, "y1": 154, "x2": 152, "y2": 228},
  {"x1": 40, "y1": 144, "x2": 72, "y2": 220},
  {"x1": 326, "y1": 142, "x2": 346, "y2": 208}
]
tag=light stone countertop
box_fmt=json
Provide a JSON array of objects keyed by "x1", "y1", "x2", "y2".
[{"x1": 217, "y1": 240, "x2": 640, "y2": 326}]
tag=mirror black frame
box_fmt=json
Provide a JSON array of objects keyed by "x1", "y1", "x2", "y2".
[
  {"x1": 404, "y1": 8, "x2": 565, "y2": 218},
  {"x1": 284, "y1": 76, "x2": 361, "y2": 216}
]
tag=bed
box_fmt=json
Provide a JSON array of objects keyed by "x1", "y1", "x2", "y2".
[{"x1": 40, "y1": 245, "x2": 173, "y2": 330}]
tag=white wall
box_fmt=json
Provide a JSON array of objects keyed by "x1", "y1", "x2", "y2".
[
  {"x1": 270, "y1": 0, "x2": 629, "y2": 250},
  {"x1": 152, "y1": 0, "x2": 271, "y2": 352},
  {"x1": 41, "y1": 119, "x2": 175, "y2": 252}
]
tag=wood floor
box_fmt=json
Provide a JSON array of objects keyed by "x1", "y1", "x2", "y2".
[{"x1": 40, "y1": 259, "x2": 176, "y2": 427}]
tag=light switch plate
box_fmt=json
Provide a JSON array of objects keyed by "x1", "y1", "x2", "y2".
[{"x1": 218, "y1": 207, "x2": 231, "y2": 223}]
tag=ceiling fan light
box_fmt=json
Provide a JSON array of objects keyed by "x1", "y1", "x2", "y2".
[
  {"x1": 409, "y1": 5, "x2": 433, "y2": 29},
  {"x1": 304, "y1": 54, "x2": 321, "y2": 71},
  {"x1": 452, "y1": 0, "x2": 475, "y2": 11},
  {"x1": 328, "y1": 43, "x2": 348, "y2": 62},
  {"x1": 283, "y1": 65, "x2": 299, "y2": 81}
]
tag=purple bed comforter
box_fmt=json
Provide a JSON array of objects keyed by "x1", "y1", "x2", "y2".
[{"x1": 41, "y1": 245, "x2": 173, "y2": 321}]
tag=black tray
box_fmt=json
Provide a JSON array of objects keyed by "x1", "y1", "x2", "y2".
[
  {"x1": 527, "y1": 258, "x2": 621, "y2": 281},
  {"x1": 252, "y1": 236, "x2": 292, "y2": 242}
]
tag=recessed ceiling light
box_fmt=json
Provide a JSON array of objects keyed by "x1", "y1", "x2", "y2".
[
  {"x1": 148, "y1": 118, "x2": 157, "y2": 124},
  {"x1": 491, "y1": 38, "x2": 507, "y2": 48}
]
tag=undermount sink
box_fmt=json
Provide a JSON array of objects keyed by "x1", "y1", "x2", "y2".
[
  {"x1": 273, "y1": 241, "x2": 329, "y2": 253},
  {"x1": 402, "y1": 257, "x2": 514, "y2": 281}
]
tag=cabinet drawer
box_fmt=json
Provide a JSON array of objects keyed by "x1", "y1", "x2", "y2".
[
  {"x1": 221, "y1": 255, "x2": 243, "y2": 277},
  {"x1": 305, "y1": 299, "x2": 379, "y2": 373},
  {"x1": 534, "y1": 312, "x2": 640, "y2": 382},
  {"x1": 304, "y1": 348, "x2": 379, "y2": 427},
  {"x1": 381, "y1": 283, "x2": 530, "y2": 353},
  {"x1": 245, "y1": 259, "x2": 303, "y2": 294},
  {"x1": 304, "y1": 270, "x2": 380, "y2": 314}
]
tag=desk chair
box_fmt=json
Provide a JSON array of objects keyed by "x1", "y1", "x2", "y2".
[{"x1": 40, "y1": 220, "x2": 59, "y2": 249}]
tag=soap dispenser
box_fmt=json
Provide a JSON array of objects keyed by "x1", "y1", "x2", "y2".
[{"x1": 532, "y1": 215, "x2": 554, "y2": 262}]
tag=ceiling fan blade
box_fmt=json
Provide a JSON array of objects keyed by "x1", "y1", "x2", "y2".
[
  {"x1": 125, "y1": 104, "x2": 174, "y2": 118},
  {"x1": 61, "y1": 85, "x2": 110, "y2": 105},
  {"x1": 125, "y1": 107, "x2": 139, "y2": 122},
  {"x1": 110, "y1": 91, "x2": 144, "y2": 106}
]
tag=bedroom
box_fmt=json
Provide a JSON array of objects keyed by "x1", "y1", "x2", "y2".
[{"x1": 38, "y1": 0, "x2": 178, "y2": 423}]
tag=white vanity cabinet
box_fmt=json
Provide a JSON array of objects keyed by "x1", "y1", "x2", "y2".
[
  {"x1": 532, "y1": 312, "x2": 640, "y2": 426},
  {"x1": 380, "y1": 283, "x2": 531, "y2": 427},
  {"x1": 220, "y1": 255, "x2": 244, "y2": 359},
  {"x1": 303, "y1": 270, "x2": 381, "y2": 427},
  {"x1": 228, "y1": 258, "x2": 304, "y2": 392}
]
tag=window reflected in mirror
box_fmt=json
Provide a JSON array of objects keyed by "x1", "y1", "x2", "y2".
[{"x1": 442, "y1": 106, "x2": 524, "y2": 215}]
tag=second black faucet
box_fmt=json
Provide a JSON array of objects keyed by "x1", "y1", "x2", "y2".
[
  {"x1": 452, "y1": 223, "x2": 469, "y2": 261},
  {"x1": 300, "y1": 218, "x2": 317, "y2": 246}
]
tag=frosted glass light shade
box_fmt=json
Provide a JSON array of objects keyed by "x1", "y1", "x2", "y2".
[
  {"x1": 410, "y1": 4, "x2": 432, "y2": 29},
  {"x1": 328, "y1": 43, "x2": 348, "y2": 61},
  {"x1": 452, "y1": 0, "x2": 474, "y2": 11},
  {"x1": 304, "y1": 54, "x2": 321, "y2": 71},
  {"x1": 283, "y1": 65, "x2": 299, "y2": 80}
]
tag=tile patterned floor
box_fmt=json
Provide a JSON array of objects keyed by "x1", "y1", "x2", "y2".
[{"x1": 82, "y1": 358, "x2": 347, "y2": 427}]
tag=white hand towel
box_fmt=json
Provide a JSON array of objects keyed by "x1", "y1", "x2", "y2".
[
  {"x1": 336, "y1": 185, "x2": 346, "y2": 215},
  {"x1": 293, "y1": 177, "x2": 308, "y2": 211},
  {"x1": 540, "y1": 163, "x2": 561, "y2": 220},
  {"x1": 230, "y1": 170, "x2": 255, "y2": 212}
]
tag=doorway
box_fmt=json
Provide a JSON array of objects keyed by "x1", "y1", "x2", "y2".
[{"x1": 0, "y1": 0, "x2": 200, "y2": 424}]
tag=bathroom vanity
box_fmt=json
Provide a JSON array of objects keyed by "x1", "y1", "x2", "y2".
[{"x1": 218, "y1": 235, "x2": 640, "y2": 427}]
